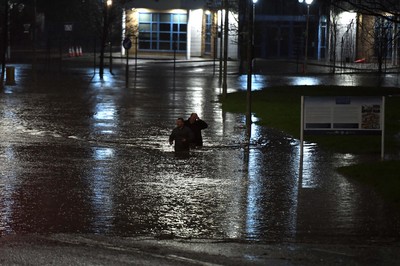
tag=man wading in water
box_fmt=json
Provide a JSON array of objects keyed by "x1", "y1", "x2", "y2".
[
  {"x1": 185, "y1": 113, "x2": 208, "y2": 148},
  {"x1": 169, "y1": 118, "x2": 194, "y2": 156}
]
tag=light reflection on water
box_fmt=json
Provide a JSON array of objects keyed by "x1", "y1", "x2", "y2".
[
  {"x1": 289, "y1": 76, "x2": 320, "y2": 86},
  {"x1": 299, "y1": 143, "x2": 319, "y2": 189},
  {"x1": 0, "y1": 65, "x2": 399, "y2": 243},
  {"x1": 0, "y1": 146, "x2": 17, "y2": 235},
  {"x1": 184, "y1": 87, "x2": 205, "y2": 118},
  {"x1": 90, "y1": 147, "x2": 115, "y2": 233},
  {"x1": 238, "y1": 75, "x2": 269, "y2": 91},
  {"x1": 93, "y1": 98, "x2": 118, "y2": 137},
  {"x1": 245, "y1": 123, "x2": 300, "y2": 240},
  {"x1": 238, "y1": 75, "x2": 321, "y2": 89}
]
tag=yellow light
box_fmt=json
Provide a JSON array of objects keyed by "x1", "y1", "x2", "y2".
[{"x1": 107, "y1": 0, "x2": 112, "y2": 7}]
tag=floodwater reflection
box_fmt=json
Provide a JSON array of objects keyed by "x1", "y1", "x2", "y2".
[
  {"x1": 237, "y1": 72, "x2": 400, "y2": 89},
  {"x1": 289, "y1": 76, "x2": 320, "y2": 86},
  {"x1": 92, "y1": 98, "x2": 119, "y2": 136},
  {"x1": 299, "y1": 143, "x2": 319, "y2": 189},
  {"x1": 244, "y1": 123, "x2": 300, "y2": 241},
  {"x1": 238, "y1": 75, "x2": 269, "y2": 91},
  {"x1": 89, "y1": 147, "x2": 115, "y2": 233},
  {"x1": 0, "y1": 147, "x2": 17, "y2": 235},
  {"x1": 0, "y1": 64, "x2": 399, "y2": 244}
]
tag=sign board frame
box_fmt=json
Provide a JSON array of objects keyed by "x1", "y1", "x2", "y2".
[{"x1": 299, "y1": 96, "x2": 386, "y2": 172}]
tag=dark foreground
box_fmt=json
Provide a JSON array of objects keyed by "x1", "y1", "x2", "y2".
[
  {"x1": 1, "y1": 234, "x2": 399, "y2": 265},
  {"x1": 0, "y1": 59, "x2": 399, "y2": 265}
]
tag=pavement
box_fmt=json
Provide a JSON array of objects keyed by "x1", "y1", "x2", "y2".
[
  {"x1": 1, "y1": 234, "x2": 400, "y2": 265},
  {"x1": 0, "y1": 55, "x2": 399, "y2": 265}
]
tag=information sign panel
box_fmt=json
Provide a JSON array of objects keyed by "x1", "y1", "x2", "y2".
[{"x1": 303, "y1": 96, "x2": 383, "y2": 135}]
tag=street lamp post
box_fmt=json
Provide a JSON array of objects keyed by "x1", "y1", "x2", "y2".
[
  {"x1": 252, "y1": 0, "x2": 257, "y2": 45},
  {"x1": 33, "y1": 0, "x2": 37, "y2": 81},
  {"x1": 99, "y1": 0, "x2": 112, "y2": 79},
  {"x1": 298, "y1": 0, "x2": 313, "y2": 74},
  {"x1": 246, "y1": 0, "x2": 257, "y2": 138},
  {"x1": 1, "y1": 0, "x2": 9, "y2": 83},
  {"x1": 107, "y1": 0, "x2": 113, "y2": 74}
]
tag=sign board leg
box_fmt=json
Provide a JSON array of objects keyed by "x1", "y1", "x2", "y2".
[
  {"x1": 299, "y1": 96, "x2": 304, "y2": 178},
  {"x1": 381, "y1": 96, "x2": 385, "y2": 160}
]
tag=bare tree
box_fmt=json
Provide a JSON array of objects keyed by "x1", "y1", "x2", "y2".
[
  {"x1": 329, "y1": 5, "x2": 339, "y2": 73},
  {"x1": 330, "y1": 0, "x2": 400, "y2": 72},
  {"x1": 332, "y1": 0, "x2": 400, "y2": 20}
]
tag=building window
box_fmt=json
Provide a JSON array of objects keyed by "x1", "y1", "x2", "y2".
[
  {"x1": 204, "y1": 13, "x2": 212, "y2": 54},
  {"x1": 138, "y1": 13, "x2": 187, "y2": 51}
]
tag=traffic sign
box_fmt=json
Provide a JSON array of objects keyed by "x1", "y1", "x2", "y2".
[{"x1": 123, "y1": 38, "x2": 132, "y2": 50}]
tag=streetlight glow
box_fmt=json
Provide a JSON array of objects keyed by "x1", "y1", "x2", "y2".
[
  {"x1": 107, "y1": 0, "x2": 112, "y2": 6},
  {"x1": 298, "y1": 0, "x2": 314, "y2": 73},
  {"x1": 252, "y1": 0, "x2": 258, "y2": 3}
]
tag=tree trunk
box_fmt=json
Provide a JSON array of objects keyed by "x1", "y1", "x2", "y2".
[
  {"x1": 100, "y1": 3, "x2": 109, "y2": 80},
  {"x1": 1, "y1": 0, "x2": 9, "y2": 83},
  {"x1": 222, "y1": 0, "x2": 229, "y2": 98}
]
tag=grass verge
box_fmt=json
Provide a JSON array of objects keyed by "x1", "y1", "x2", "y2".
[
  {"x1": 221, "y1": 85, "x2": 400, "y2": 205},
  {"x1": 220, "y1": 85, "x2": 400, "y2": 154}
]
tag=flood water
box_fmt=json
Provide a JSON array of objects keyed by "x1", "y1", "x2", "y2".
[{"x1": 0, "y1": 61, "x2": 399, "y2": 244}]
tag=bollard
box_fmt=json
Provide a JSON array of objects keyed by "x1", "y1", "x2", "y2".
[{"x1": 5, "y1": 66, "x2": 16, "y2": 85}]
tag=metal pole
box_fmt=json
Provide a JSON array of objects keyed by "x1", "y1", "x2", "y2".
[
  {"x1": 6, "y1": 0, "x2": 10, "y2": 60},
  {"x1": 108, "y1": 1, "x2": 113, "y2": 74},
  {"x1": 125, "y1": 48, "x2": 129, "y2": 87},
  {"x1": 246, "y1": 1, "x2": 254, "y2": 137},
  {"x1": 135, "y1": 36, "x2": 138, "y2": 79},
  {"x1": 33, "y1": 0, "x2": 37, "y2": 82},
  {"x1": 109, "y1": 41, "x2": 113, "y2": 74},
  {"x1": 219, "y1": 9, "x2": 223, "y2": 83},
  {"x1": 304, "y1": 4, "x2": 310, "y2": 73},
  {"x1": 252, "y1": 3, "x2": 256, "y2": 46},
  {"x1": 222, "y1": 0, "x2": 229, "y2": 98},
  {"x1": 100, "y1": 1, "x2": 108, "y2": 79},
  {"x1": 109, "y1": 25, "x2": 113, "y2": 74},
  {"x1": 173, "y1": 42, "x2": 176, "y2": 74},
  {"x1": 213, "y1": 12, "x2": 217, "y2": 76},
  {"x1": 93, "y1": 37, "x2": 96, "y2": 76},
  {"x1": 300, "y1": 96, "x2": 305, "y2": 175},
  {"x1": 1, "y1": 0, "x2": 9, "y2": 83},
  {"x1": 381, "y1": 96, "x2": 385, "y2": 160}
]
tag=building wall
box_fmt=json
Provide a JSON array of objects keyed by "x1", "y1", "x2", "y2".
[
  {"x1": 330, "y1": 11, "x2": 357, "y2": 63},
  {"x1": 126, "y1": 0, "x2": 207, "y2": 10},
  {"x1": 216, "y1": 10, "x2": 239, "y2": 60},
  {"x1": 125, "y1": 8, "x2": 190, "y2": 56},
  {"x1": 189, "y1": 9, "x2": 203, "y2": 57},
  {"x1": 123, "y1": 6, "x2": 239, "y2": 60},
  {"x1": 250, "y1": 0, "x2": 321, "y2": 60},
  {"x1": 330, "y1": 10, "x2": 399, "y2": 64},
  {"x1": 356, "y1": 14, "x2": 374, "y2": 61}
]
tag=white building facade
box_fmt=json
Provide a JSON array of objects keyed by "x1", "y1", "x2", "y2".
[{"x1": 122, "y1": 0, "x2": 238, "y2": 60}]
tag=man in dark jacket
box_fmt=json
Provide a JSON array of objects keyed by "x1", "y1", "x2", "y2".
[
  {"x1": 184, "y1": 113, "x2": 208, "y2": 147},
  {"x1": 169, "y1": 117, "x2": 194, "y2": 153}
]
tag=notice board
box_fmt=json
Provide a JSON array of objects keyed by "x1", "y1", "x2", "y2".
[
  {"x1": 299, "y1": 96, "x2": 386, "y2": 165},
  {"x1": 303, "y1": 96, "x2": 384, "y2": 135}
]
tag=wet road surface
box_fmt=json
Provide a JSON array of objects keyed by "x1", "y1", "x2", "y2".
[{"x1": 0, "y1": 60, "x2": 400, "y2": 263}]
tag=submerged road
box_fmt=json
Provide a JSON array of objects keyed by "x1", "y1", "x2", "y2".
[{"x1": 0, "y1": 60, "x2": 399, "y2": 264}]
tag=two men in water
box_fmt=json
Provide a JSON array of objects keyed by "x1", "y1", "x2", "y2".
[{"x1": 169, "y1": 113, "x2": 208, "y2": 152}]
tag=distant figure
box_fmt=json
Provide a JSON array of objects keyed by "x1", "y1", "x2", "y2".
[
  {"x1": 185, "y1": 113, "x2": 208, "y2": 147},
  {"x1": 169, "y1": 118, "x2": 194, "y2": 153}
]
